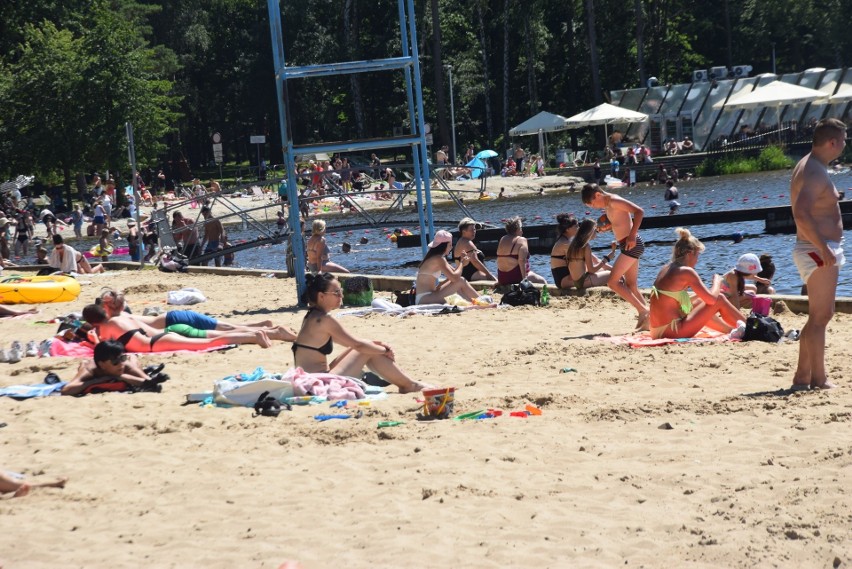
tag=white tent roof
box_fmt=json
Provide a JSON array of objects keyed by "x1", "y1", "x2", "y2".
[
  {"x1": 563, "y1": 103, "x2": 648, "y2": 128},
  {"x1": 830, "y1": 85, "x2": 852, "y2": 102},
  {"x1": 713, "y1": 80, "x2": 829, "y2": 110},
  {"x1": 509, "y1": 111, "x2": 570, "y2": 136}
]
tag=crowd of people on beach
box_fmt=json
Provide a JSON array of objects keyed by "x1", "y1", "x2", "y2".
[{"x1": 0, "y1": 118, "x2": 847, "y2": 500}]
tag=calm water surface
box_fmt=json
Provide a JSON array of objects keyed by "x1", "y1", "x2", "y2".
[{"x1": 160, "y1": 169, "x2": 852, "y2": 296}]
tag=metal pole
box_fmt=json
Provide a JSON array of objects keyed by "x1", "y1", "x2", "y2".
[
  {"x1": 125, "y1": 122, "x2": 144, "y2": 268},
  {"x1": 771, "y1": 43, "x2": 776, "y2": 75},
  {"x1": 447, "y1": 65, "x2": 457, "y2": 164}
]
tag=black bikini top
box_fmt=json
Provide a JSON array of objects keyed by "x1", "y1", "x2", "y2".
[{"x1": 291, "y1": 337, "x2": 333, "y2": 356}]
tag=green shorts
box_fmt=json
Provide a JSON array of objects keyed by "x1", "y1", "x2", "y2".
[{"x1": 164, "y1": 323, "x2": 208, "y2": 338}]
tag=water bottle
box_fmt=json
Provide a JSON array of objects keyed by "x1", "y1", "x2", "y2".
[{"x1": 540, "y1": 285, "x2": 550, "y2": 306}]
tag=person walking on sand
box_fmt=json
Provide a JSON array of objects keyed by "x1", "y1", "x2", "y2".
[
  {"x1": 199, "y1": 206, "x2": 225, "y2": 267},
  {"x1": 582, "y1": 183, "x2": 650, "y2": 329},
  {"x1": 790, "y1": 118, "x2": 848, "y2": 390}
]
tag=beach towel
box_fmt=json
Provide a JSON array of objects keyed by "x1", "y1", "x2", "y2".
[
  {"x1": 338, "y1": 298, "x2": 497, "y2": 318},
  {"x1": 286, "y1": 367, "x2": 366, "y2": 400},
  {"x1": 595, "y1": 328, "x2": 733, "y2": 348},
  {"x1": 49, "y1": 338, "x2": 235, "y2": 357},
  {"x1": 0, "y1": 382, "x2": 66, "y2": 399}
]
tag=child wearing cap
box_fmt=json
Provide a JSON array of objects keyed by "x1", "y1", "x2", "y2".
[
  {"x1": 721, "y1": 253, "x2": 773, "y2": 309},
  {"x1": 453, "y1": 218, "x2": 496, "y2": 282}
]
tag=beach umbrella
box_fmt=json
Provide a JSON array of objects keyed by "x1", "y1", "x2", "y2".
[
  {"x1": 509, "y1": 111, "x2": 571, "y2": 160},
  {"x1": 713, "y1": 80, "x2": 830, "y2": 139},
  {"x1": 713, "y1": 80, "x2": 830, "y2": 110},
  {"x1": 509, "y1": 111, "x2": 570, "y2": 136},
  {"x1": 476, "y1": 149, "x2": 498, "y2": 159},
  {"x1": 830, "y1": 85, "x2": 852, "y2": 102},
  {"x1": 563, "y1": 102, "x2": 648, "y2": 141}
]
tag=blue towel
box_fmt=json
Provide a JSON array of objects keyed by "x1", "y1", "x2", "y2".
[{"x1": 0, "y1": 382, "x2": 66, "y2": 399}]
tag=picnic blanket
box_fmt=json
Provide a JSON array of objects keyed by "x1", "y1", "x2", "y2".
[
  {"x1": 595, "y1": 327, "x2": 733, "y2": 348},
  {"x1": 49, "y1": 338, "x2": 236, "y2": 357}
]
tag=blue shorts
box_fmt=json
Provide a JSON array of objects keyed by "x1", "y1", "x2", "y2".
[
  {"x1": 164, "y1": 310, "x2": 218, "y2": 330},
  {"x1": 93, "y1": 215, "x2": 105, "y2": 225},
  {"x1": 204, "y1": 240, "x2": 220, "y2": 254}
]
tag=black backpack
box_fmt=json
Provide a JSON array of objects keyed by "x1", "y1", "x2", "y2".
[
  {"x1": 742, "y1": 314, "x2": 784, "y2": 343},
  {"x1": 500, "y1": 279, "x2": 540, "y2": 307}
]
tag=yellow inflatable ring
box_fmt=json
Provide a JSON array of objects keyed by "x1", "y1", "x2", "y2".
[{"x1": 0, "y1": 275, "x2": 82, "y2": 304}]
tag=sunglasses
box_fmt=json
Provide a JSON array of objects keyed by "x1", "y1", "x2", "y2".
[{"x1": 323, "y1": 289, "x2": 343, "y2": 297}]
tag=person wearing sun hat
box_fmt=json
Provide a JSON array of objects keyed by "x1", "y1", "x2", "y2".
[
  {"x1": 719, "y1": 253, "x2": 772, "y2": 310},
  {"x1": 414, "y1": 229, "x2": 487, "y2": 305},
  {"x1": 453, "y1": 218, "x2": 495, "y2": 282}
]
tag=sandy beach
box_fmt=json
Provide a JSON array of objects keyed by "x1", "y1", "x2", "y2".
[{"x1": 1, "y1": 267, "x2": 851, "y2": 568}]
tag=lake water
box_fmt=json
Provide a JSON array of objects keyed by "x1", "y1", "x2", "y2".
[{"x1": 165, "y1": 169, "x2": 852, "y2": 296}]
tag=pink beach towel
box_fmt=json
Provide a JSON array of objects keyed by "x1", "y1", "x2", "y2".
[
  {"x1": 49, "y1": 338, "x2": 236, "y2": 358},
  {"x1": 286, "y1": 367, "x2": 366, "y2": 400},
  {"x1": 595, "y1": 328, "x2": 733, "y2": 348}
]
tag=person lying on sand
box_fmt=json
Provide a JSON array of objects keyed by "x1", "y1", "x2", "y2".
[
  {"x1": 293, "y1": 272, "x2": 431, "y2": 393},
  {"x1": 97, "y1": 289, "x2": 296, "y2": 341},
  {"x1": 61, "y1": 340, "x2": 167, "y2": 396},
  {"x1": 82, "y1": 304, "x2": 272, "y2": 352},
  {"x1": 648, "y1": 228, "x2": 746, "y2": 340},
  {"x1": 0, "y1": 469, "x2": 67, "y2": 498},
  {"x1": 0, "y1": 305, "x2": 38, "y2": 317}
]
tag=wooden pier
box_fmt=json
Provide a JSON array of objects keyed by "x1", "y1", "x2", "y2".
[{"x1": 395, "y1": 200, "x2": 852, "y2": 254}]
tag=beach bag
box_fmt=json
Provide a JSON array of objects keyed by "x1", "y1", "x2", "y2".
[
  {"x1": 500, "y1": 279, "x2": 540, "y2": 307},
  {"x1": 341, "y1": 276, "x2": 373, "y2": 307},
  {"x1": 742, "y1": 314, "x2": 784, "y2": 343},
  {"x1": 393, "y1": 287, "x2": 416, "y2": 307}
]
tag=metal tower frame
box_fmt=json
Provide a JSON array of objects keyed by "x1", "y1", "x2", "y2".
[{"x1": 266, "y1": 0, "x2": 434, "y2": 300}]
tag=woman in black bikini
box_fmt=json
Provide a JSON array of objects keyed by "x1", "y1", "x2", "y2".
[
  {"x1": 293, "y1": 272, "x2": 429, "y2": 393},
  {"x1": 549, "y1": 213, "x2": 579, "y2": 290},
  {"x1": 565, "y1": 219, "x2": 616, "y2": 290},
  {"x1": 452, "y1": 218, "x2": 496, "y2": 282}
]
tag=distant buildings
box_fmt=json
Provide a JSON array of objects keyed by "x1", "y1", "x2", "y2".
[{"x1": 610, "y1": 67, "x2": 851, "y2": 153}]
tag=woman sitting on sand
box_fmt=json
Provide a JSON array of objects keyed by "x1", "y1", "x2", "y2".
[
  {"x1": 495, "y1": 217, "x2": 546, "y2": 286},
  {"x1": 294, "y1": 272, "x2": 429, "y2": 393},
  {"x1": 754, "y1": 254, "x2": 777, "y2": 295},
  {"x1": 550, "y1": 213, "x2": 579, "y2": 289},
  {"x1": 648, "y1": 228, "x2": 746, "y2": 340},
  {"x1": 415, "y1": 230, "x2": 484, "y2": 305},
  {"x1": 452, "y1": 218, "x2": 496, "y2": 282},
  {"x1": 307, "y1": 219, "x2": 349, "y2": 274},
  {"x1": 566, "y1": 218, "x2": 616, "y2": 290}
]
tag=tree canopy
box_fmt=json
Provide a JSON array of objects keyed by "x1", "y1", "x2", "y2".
[{"x1": 1, "y1": 0, "x2": 849, "y2": 184}]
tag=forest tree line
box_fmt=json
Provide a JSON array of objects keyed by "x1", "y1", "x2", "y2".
[{"x1": 0, "y1": 0, "x2": 849, "y2": 191}]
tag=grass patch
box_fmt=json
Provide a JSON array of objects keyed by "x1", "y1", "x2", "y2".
[{"x1": 695, "y1": 145, "x2": 794, "y2": 177}]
